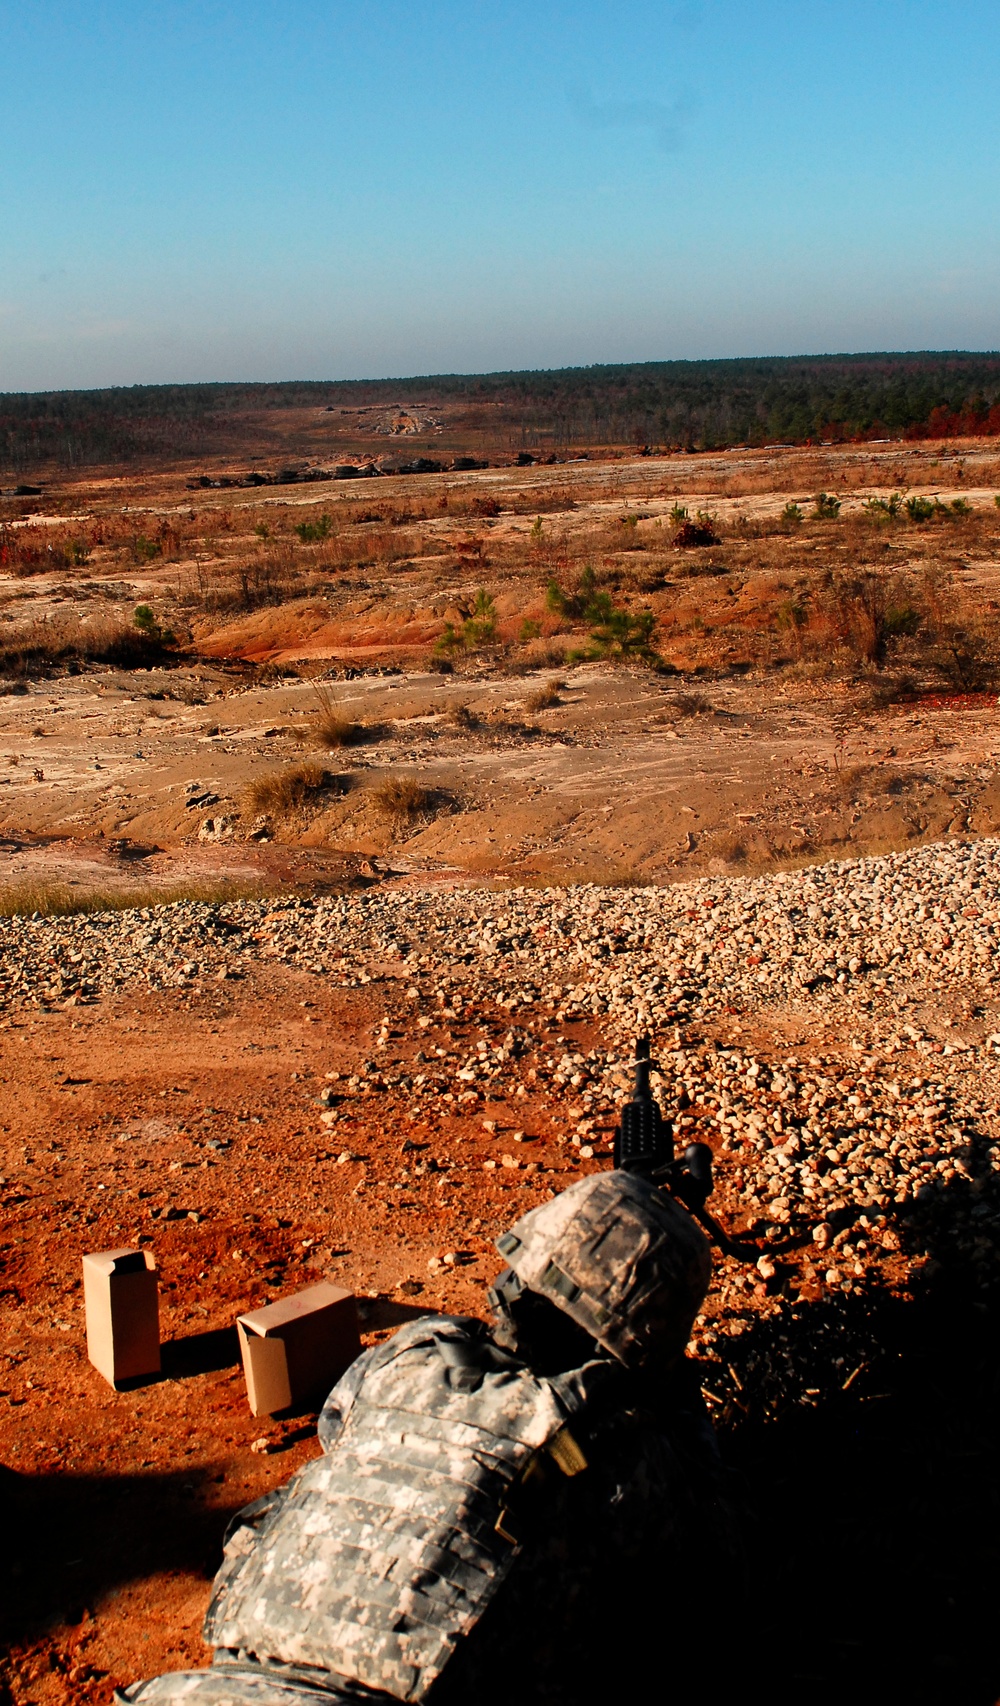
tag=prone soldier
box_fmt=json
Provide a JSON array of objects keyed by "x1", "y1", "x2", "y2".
[{"x1": 119, "y1": 1042, "x2": 740, "y2": 1706}]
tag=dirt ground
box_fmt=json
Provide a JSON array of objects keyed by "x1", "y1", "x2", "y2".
[
  {"x1": 2, "y1": 442, "x2": 999, "y2": 1706},
  {"x1": 2, "y1": 962, "x2": 997, "y2": 1706}
]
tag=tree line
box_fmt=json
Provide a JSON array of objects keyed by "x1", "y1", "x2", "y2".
[{"x1": 4, "y1": 351, "x2": 1000, "y2": 474}]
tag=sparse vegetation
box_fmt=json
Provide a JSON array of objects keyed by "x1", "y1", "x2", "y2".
[
  {"x1": 295, "y1": 513, "x2": 334, "y2": 543},
  {"x1": 524, "y1": 680, "x2": 564, "y2": 713},
  {"x1": 673, "y1": 519, "x2": 719, "y2": 546},
  {"x1": 373, "y1": 776, "x2": 435, "y2": 821},
  {"x1": 864, "y1": 492, "x2": 903, "y2": 520},
  {"x1": 583, "y1": 596, "x2": 658, "y2": 662},
  {"x1": 813, "y1": 492, "x2": 841, "y2": 520},
  {"x1": 462, "y1": 588, "x2": 497, "y2": 647},
  {"x1": 0, "y1": 614, "x2": 168, "y2": 677},
  {"x1": 832, "y1": 570, "x2": 921, "y2": 666},
  {"x1": 0, "y1": 879, "x2": 275, "y2": 919},
  {"x1": 312, "y1": 688, "x2": 369, "y2": 749},
  {"x1": 673, "y1": 691, "x2": 714, "y2": 717},
  {"x1": 244, "y1": 763, "x2": 334, "y2": 817}
]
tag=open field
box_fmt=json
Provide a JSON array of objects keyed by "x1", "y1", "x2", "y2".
[
  {"x1": 2, "y1": 439, "x2": 999, "y2": 1704},
  {"x1": 3, "y1": 438, "x2": 1000, "y2": 894}
]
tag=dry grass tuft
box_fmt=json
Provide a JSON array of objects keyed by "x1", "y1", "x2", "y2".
[
  {"x1": 315, "y1": 713, "x2": 367, "y2": 748},
  {"x1": 655, "y1": 691, "x2": 715, "y2": 722},
  {"x1": 312, "y1": 686, "x2": 374, "y2": 748},
  {"x1": 524, "y1": 679, "x2": 565, "y2": 713},
  {"x1": 373, "y1": 776, "x2": 435, "y2": 820},
  {"x1": 715, "y1": 832, "x2": 747, "y2": 864},
  {"x1": 445, "y1": 702, "x2": 478, "y2": 731},
  {"x1": 0, "y1": 879, "x2": 275, "y2": 920},
  {"x1": 244, "y1": 762, "x2": 333, "y2": 817},
  {"x1": 674, "y1": 691, "x2": 715, "y2": 717}
]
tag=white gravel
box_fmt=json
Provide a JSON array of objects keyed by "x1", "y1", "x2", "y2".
[{"x1": 3, "y1": 835, "x2": 999, "y2": 1412}]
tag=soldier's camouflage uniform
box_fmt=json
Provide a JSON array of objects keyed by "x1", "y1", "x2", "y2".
[{"x1": 119, "y1": 1171, "x2": 732, "y2": 1706}]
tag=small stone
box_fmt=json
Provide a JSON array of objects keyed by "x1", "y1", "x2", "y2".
[
  {"x1": 501, "y1": 1154, "x2": 520, "y2": 1170},
  {"x1": 481, "y1": 1119, "x2": 497, "y2": 1133},
  {"x1": 398, "y1": 1278, "x2": 423, "y2": 1296},
  {"x1": 812, "y1": 1222, "x2": 833, "y2": 1248},
  {"x1": 249, "y1": 1437, "x2": 272, "y2": 1455},
  {"x1": 579, "y1": 1144, "x2": 594, "y2": 1159},
  {"x1": 756, "y1": 1255, "x2": 776, "y2": 1280}
]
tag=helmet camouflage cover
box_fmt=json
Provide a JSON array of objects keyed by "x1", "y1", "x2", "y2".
[{"x1": 495, "y1": 1169, "x2": 711, "y2": 1369}]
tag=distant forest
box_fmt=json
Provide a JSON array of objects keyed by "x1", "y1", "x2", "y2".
[{"x1": 4, "y1": 350, "x2": 1000, "y2": 474}]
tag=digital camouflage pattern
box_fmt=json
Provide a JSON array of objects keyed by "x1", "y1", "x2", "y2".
[
  {"x1": 119, "y1": 1176, "x2": 726, "y2": 1706},
  {"x1": 120, "y1": 1318, "x2": 619, "y2": 1706},
  {"x1": 495, "y1": 1169, "x2": 712, "y2": 1371}
]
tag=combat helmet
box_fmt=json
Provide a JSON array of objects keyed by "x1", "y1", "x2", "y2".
[{"x1": 492, "y1": 1170, "x2": 711, "y2": 1371}]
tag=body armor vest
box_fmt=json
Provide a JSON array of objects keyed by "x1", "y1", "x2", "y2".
[{"x1": 199, "y1": 1316, "x2": 611, "y2": 1703}]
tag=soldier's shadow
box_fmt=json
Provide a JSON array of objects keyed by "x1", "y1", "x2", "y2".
[{"x1": 0, "y1": 1462, "x2": 243, "y2": 1649}]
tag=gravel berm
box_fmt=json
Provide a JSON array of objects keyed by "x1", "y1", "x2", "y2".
[{"x1": 3, "y1": 835, "x2": 998, "y2": 1418}]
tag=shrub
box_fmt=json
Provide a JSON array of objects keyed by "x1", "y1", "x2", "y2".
[
  {"x1": 832, "y1": 570, "x2": 920, "y2": 665},
  {"x1": 775, "y1": 597, "x2": 807, "y2": 634},
  {"x1": 374, "y1": 777, "x2": 434, "y2": 820},
  {"x1": 920, "y1": 571, "x2": 996, "y2": 689},
  {"x1": 462, "y1": 588, "x2": 497, "y2": 646},
  {"x1": 672, "y1": 691, "x2": 713, "y2": 717},
  {"x1": 813, "y1": 492, "x2": 841, "y2": 520},
  {"x1": 864, "y1": 492, "x2": 903, "y2": 519},
  {"x1": 668, "y1": 503, "x2": 689, "y2": 525},
  {"x1": 586, "y1": 598, "x2": 658, "y2": 661},
  {"x1": 519, "y1": 618, "x2": 542, "y2": 642},
  {"x1": 781, "y1": 502, "x2": 804, "y2": 525},
  {"x1": 295, "y1": 513, "x2": 334, "y2": 543},
  {"x1": 905, "y1": 495, "x2": 936, "y2": 522},
  {"x1": 244, "y1": 762, "x2": 333, "y2": 817},
  {"x1": 673, "y1": 519, "x2": 719, "y2": 547},
  {"x1": 446, "y1": 702, "x2": 477, "y2": 730}
]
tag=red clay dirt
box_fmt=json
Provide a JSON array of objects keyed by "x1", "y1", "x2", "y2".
[{"x1": 0, "y1": 966, "x2": 611, "y2": 1704}]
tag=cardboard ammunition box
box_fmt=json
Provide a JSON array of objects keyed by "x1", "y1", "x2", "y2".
[
  {"x1": 237, "y1": 1282, "x2": 360, "y2": 1417},
  {"x1": 83, "y1": 1247, "x2": 161, "y2": 1387}
]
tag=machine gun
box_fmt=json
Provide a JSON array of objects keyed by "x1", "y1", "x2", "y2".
[{"x1": 613, "y1": 1036, "x2": 759, "y2": 1259}]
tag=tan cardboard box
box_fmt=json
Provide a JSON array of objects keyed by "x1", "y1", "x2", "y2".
[
  {"x1": 237, "y1": 1282, "x2": 360, "y2": 1417},
  {"x1": 83, "y1": 1247, "x2": 160, "y2": 1387}
]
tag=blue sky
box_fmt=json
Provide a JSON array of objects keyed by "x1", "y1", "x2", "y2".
[{"x1": 3, "y1": 1, "x2": 1000, "y2": 390}]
